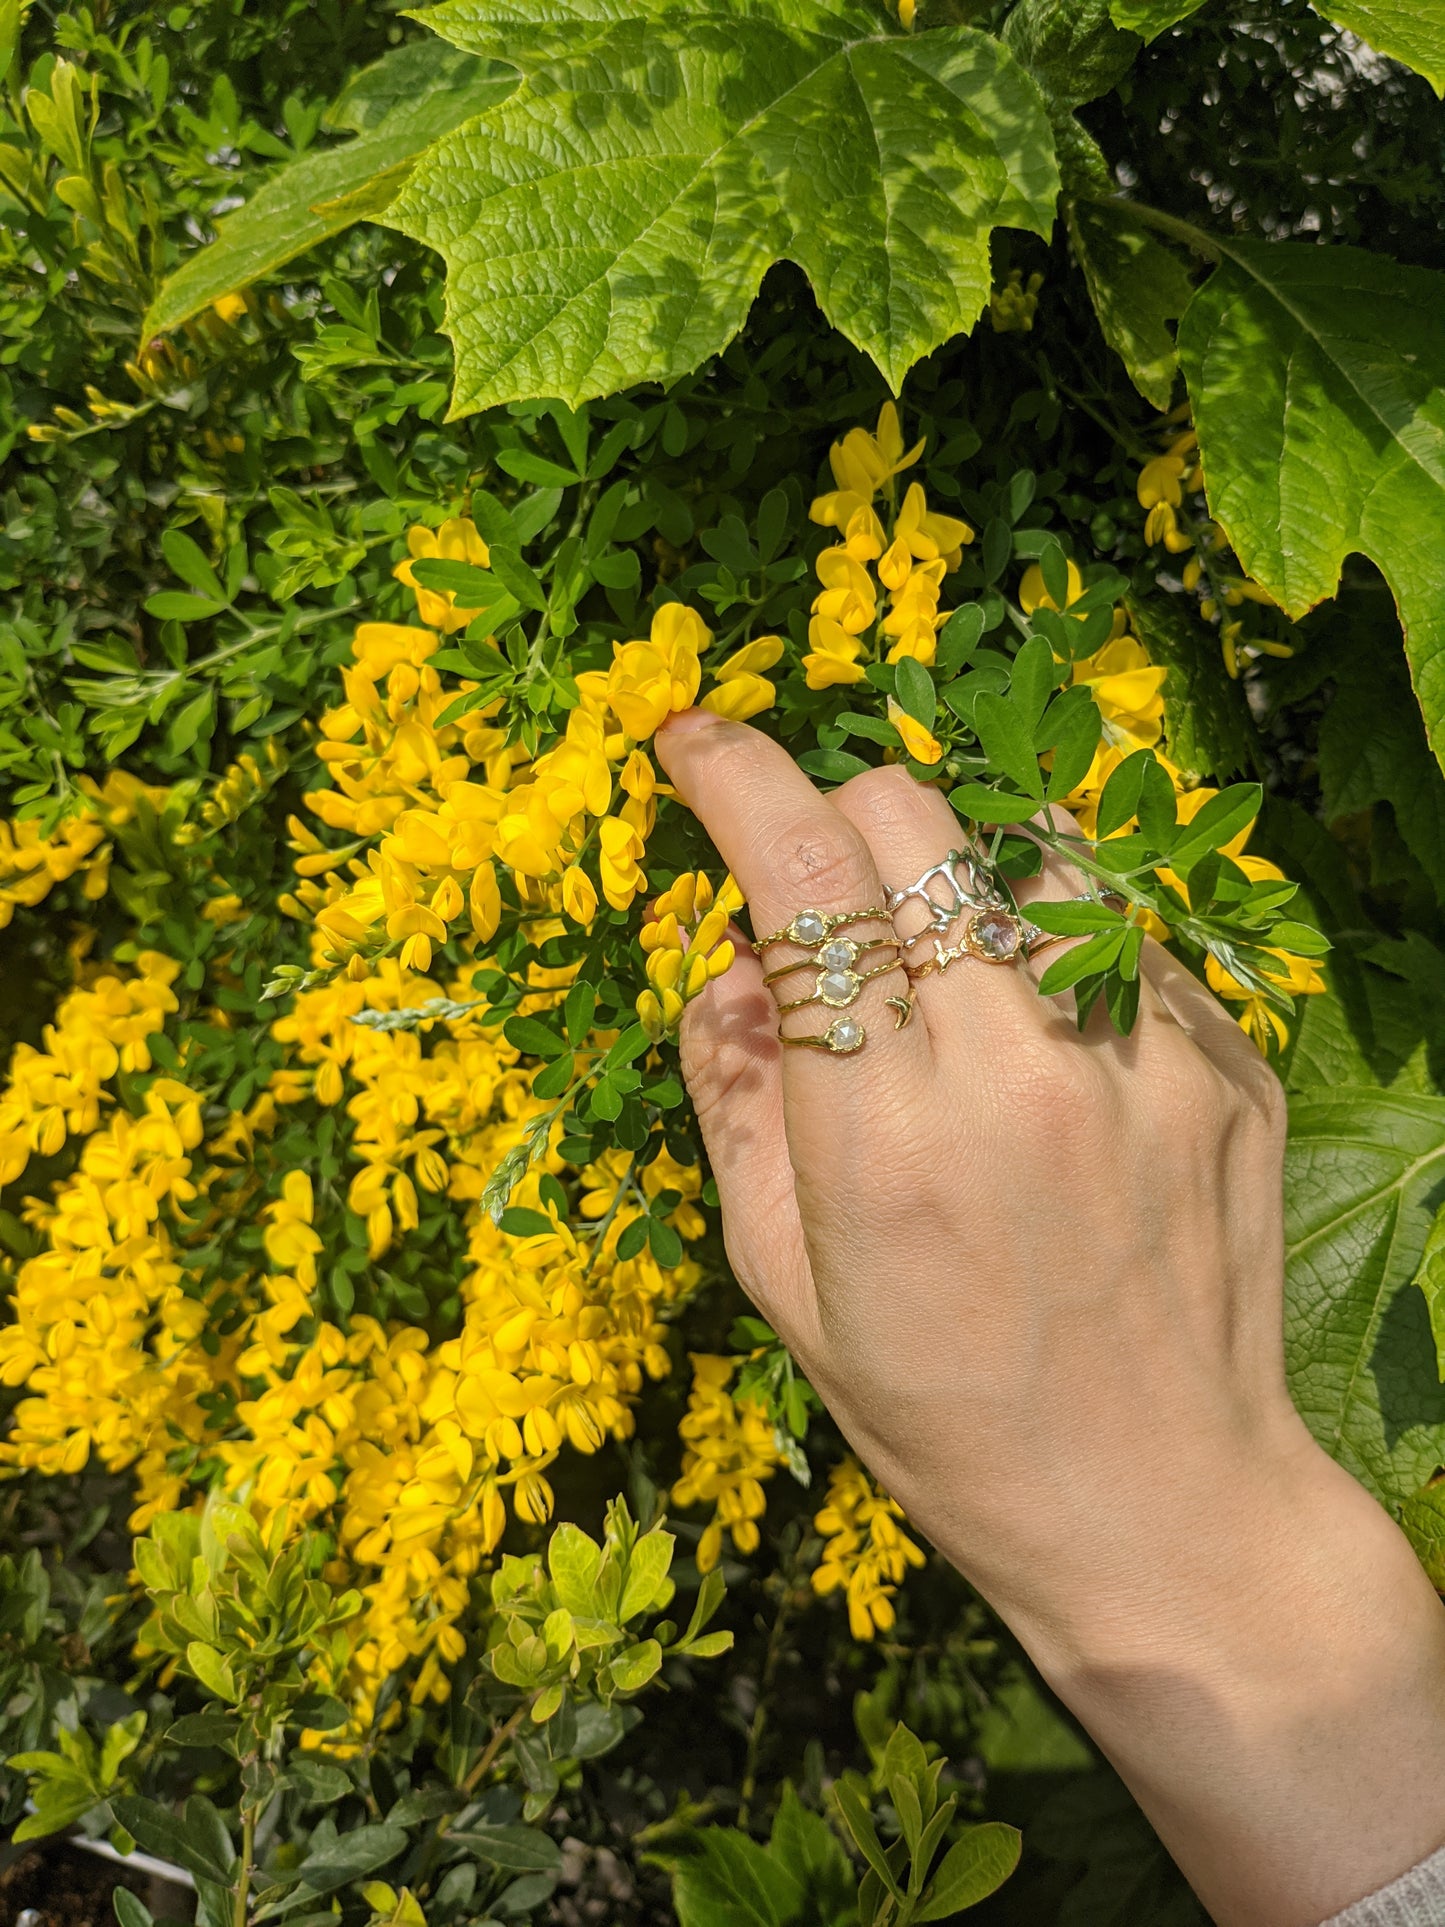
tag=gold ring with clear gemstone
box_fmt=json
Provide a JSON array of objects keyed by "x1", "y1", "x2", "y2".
[
  {"x1": 772, "y1": 954, "x2": 906, "y2": 1016},
  {"x1": 781, "y1": 1014, "x2": 869, "y2": 1054},
  {"x1": 760, "y1": 932, "x2": 898, "y2": 987},
  {"x1": 754, "y1": 905, "x2": 893, "y2": 951}
]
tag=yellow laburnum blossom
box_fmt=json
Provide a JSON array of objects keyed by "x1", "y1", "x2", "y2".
[
  {"x1": 393, "y1": 517, "x2": 491, "y2": 633},
  {"x1": 672, "y1": 1354, "x2": 783, "y2": 1573},
  {"x1": 887, "y1": 697, "x2": 944, "y2": 767},
  {"x1": 809, "y1": 401, "x2": 925, "y2": 529},
  {"x1": 0, "y1": 951, "x2": 181, "y2": 1187},
  {"x1": 637, "y1": 869, "x2": 743, "y2": 1037},
  {"x1": 812, "y1": 1457, "x2": 925, "y2": 1640},
  {"x1": 606, "y1": 603, "x2": 708, "y2": 739},
  {"x1": 701, "y1": 634, "x2": 784, "y2": 723}
]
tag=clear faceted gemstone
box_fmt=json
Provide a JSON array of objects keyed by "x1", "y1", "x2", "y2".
[
  {"x1": 792, "y1": 909, "x2": 828, "y2": 945},
  {"x1": 820, "y1": 937, "x2": 859, "y2": 970},
  {"x1": 973, "y1": 908, "x2": 1021, "y2": 960},
  {"x1": 818, "y1": 968, "x2": 860, "y2": 1005},
  {"x1": 828, "y1": 1017, "x2": 865, "y2": 1052}
]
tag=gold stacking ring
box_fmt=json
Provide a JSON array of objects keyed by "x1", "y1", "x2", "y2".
[
  {"x1": 773, "y1": 954, "x2": 907, "y2": 1015},
  {"x1": 755, "y1": 905, "x2": 893, "y2": 950}
]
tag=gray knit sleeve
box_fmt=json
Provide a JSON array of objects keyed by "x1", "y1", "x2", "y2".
[{"x1": 1319, "y1": 1845, "x2": 1445, "y2": 1927}]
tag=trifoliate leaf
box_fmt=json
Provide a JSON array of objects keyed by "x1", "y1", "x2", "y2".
[
  {"x1": 143, "y1": 40, "x2": 517, "y2": 339},
  {"x1": 1178, "y1": 242, "x2": 1445, "y2": 773},
  {"x1": 388, "y1": 0, "x2": 1059, "y2": 414},
  {"x1": 1284, "y1": 1089, "x2": 1445, "y2": 1502},
  {"x1": 1066, "y1": 198, "x2": 1196, "y2": 410},
  {"x1": 913, "y1": 1824, "x2": 1022, "y2": 1920}
]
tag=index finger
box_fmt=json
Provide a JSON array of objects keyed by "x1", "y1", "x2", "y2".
[{"x1": 655, "y1": 710, "x2": 932, "y2": 1092}]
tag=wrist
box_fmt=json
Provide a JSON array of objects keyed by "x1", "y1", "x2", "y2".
[{"x1": 986, "y1": 1420, "x2": 1445, "y2": 1926}]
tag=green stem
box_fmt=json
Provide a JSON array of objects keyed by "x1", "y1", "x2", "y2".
[
  {"x1": 737, "y1": 1560, "x2": 801, "y2": 1832},
  {"x1": 233, "y1": 1806, "x2": 255, "y2": 1927},
  {"x1": 1122, "y1": 198, "x2": 1224, "y2": 262}
]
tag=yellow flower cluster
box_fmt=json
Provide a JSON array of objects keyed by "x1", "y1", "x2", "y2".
[
  {"x1": 0, "y1": 1065, "x2": 215, "y2": 1525},
  {"x1": 0, "y1": 771, "x2": 165, "y2": 928},
  {"x1": 989, "y1": 268, "x2": 1044, "y2": 333},
  {"x1": 0, "y1": 951, "x2": 181, "y2": 1187},
  {"x1": 811, "y1": 1457, "x2": 925, "y2": 1640},
  {"x1": 1015, "y1": 565, "x2": 1324, "y2": 1048},
  {"x1": 805, "y1": 403, "x2": 973, "y2": 691},
  {"x1": 671, "y1": 1354, "x2": 784, "y2": 1574},
  {"x1": 1137, "y1": 409, "x2": 1291, "y2": 679},
  {"x1": 637, "y1": 870, "x2": 742, "y2": 1039},
  {"x1": 291, "y1": 538, "x2": 783, "y2": 983}
]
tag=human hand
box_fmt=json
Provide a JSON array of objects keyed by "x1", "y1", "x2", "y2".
[{"x1": 655, "y1": 708, "x2": 1445, "y2": 1927}]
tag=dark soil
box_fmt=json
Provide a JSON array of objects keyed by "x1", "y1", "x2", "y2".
[{"x1": 0, "y1": 1840, "x2": 191, "y2": 1927}]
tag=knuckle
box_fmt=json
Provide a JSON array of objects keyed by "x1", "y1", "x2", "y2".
[
  {"x1": 835, "y1": 764, "x2": 936, "y2": 842},
  {"x1": 761, "y1": 819, "x2": 874, "y2": 907}
]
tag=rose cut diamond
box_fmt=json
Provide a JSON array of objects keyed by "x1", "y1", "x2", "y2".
[
  {"x1": 827, "y1": 1017, "x2": 865, "y2": 1052},
  {"x1": 791, "y1": 909, "x2": 828, "y2": 946},
  {"x1": 818, "y1": 968, "x2": 860, "y2": 1005},
  {"x1": 820, "y1": 937, "x2": 859, "y2": 970}
]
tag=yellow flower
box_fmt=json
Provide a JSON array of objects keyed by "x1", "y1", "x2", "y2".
[
  {"x1": 606, "y1": 604, "x2": 708, "y2": 739},
  {"x1": 887, "y1": 698, "x2": 943, "y2": 767},
  {"x1": 701, "y1": 634, "x2": 784, "y2": 723},
  {"x1": 393, "y1": 518, "x2": 491, "y2": 634},
  {"x1": 812, "y1": 1458, "x2": 925, "y2": 1640},
  {"x1": 808, "y1": 402, "x2": 925, "y2": 529},
  {"x1": 672, "y1": 1355, "x2": 782, "y2": 1572},
  {"x1": 636, "y1": 870, "x2": 741, "y2": 1037}
]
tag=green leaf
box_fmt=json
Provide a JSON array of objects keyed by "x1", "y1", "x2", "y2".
[
  {"x1": 113, "y1": 1892, "x2": 155, "y2": 1927},
  {"x1": 448, "y1": 1824, "x2": 563, "y2": 1871},
  {"x1": 894, "y1": 655, "x2": 937, "y2": 729},
  {"x1": 1002, "y1": 0, "x2": 1141, "y2": 110},
  {"x1": 1179, "y1": 242, "x2": 1445, "y2": 772},
  {"x1": 1413, "y1": 1201, "x2": 1445, "y2": 1381},
  {"x1": 1036, "y1": 928, "x2": 1125, "y2": 994},
  {"x1": 291, "y1": 1822, "x2": 408, "y2": 1893},
  {"x1": 1066, "y1": 197, "x2": 1195, "y2": 410},
  {"x1": 1125, "y1": 593, "x2": 1256, "y2": 782},
  {"x1": 1164, "y1": 782, "x2": 1262, "y2": 875},
  {"x1": 671, "y1": 1827, "x2": 806, "y2": 1927},
  {"x1": 161, "y1": 529, "x2": 226, "y2": 602},
  {"x1": 110, "y1": 1796, "x2": 234, "y2": 1886},
  {"x1": 185, "y1": 1640, "x2": 238, "y2": 1702},
  {"x1": 948, "y1": 785, "x2": 1041, "y2": 824},
  {"x1": 619, "y1": 1528, "x2": 674, "y2": 1620},
  {"x1": 913, "y1": 1824, "x2": 1022, "y2": 1919},
  {"x1": 548, "y1": 1522, "x2": 603, "y2": 1616},
  {"x1": 799, "y1": 748, "x2": 873, "y2": 783},
  {"x1": 768, "y1": 1786, "x2": 855, "y2": 1926},
  {"x1": 1400, "y1": 1479, "x2": 1445, "y2": 1588},
  {"x1": 142, "y1": 42, "x2": 517, "y2": 338},
  {"x1": 1315, "y1": 0, "x2": 1445, "y2": 96},
  {"x1": 497, "y1": 448, "x2": 583, "y2": 487},
  {"x1": 1284, "y1": 1090, "x2": 1445, "y2": 1503},
  {"x1": 974, "y1": 692, "x2": 1045, "y2": 798},
  {"x1": 504, "y1": 1015, "x2": 568, "y2": 1058},
  {"x1": 832, "y1": 1779, "x2": 903, "y2": 1900},
  {"x1": 389, "y1": 3, "x2": 1059, "y2": 413},
  {"x1": 1107, "y1": 0, "x2": 1204, "y2": 35},
  {"x1": 609, "y1": 1637, "x2": 663, "y2": 1691},
  {"x1": 1312, "y1": 599, "x2": 1445, "y2": 898},
  {"x1": 500, "y1": 1206, "x2": 556, "y2": 1239}
]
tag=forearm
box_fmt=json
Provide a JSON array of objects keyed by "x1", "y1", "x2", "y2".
[{"x1": 980, "y1": 1424, "x2": 1445, "y2": 1927}]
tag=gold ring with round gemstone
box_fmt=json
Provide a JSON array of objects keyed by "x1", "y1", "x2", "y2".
[
  {"x1": 906, "y1": 904, "x2": 1030, "y2": 977},
  {"x1": 772, "y1": 954, "x2": 906, "y2": 1016},
  {"x1": 781, "y1": 1014, "x2": 870, "y2": 1054},
  {"x1": 754, "y1": 905, "x2": 893, "y2": 951},
  {"x1": 760, "y1": 931, "x2": 898, "y2": 987}
]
